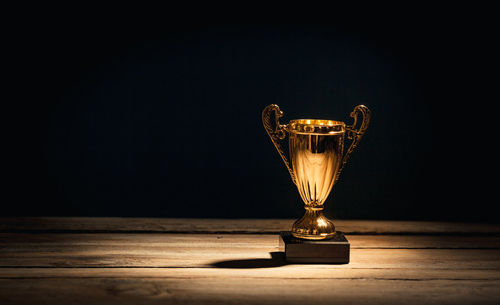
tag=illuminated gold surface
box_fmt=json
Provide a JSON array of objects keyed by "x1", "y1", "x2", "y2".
[{"x1": 262, "y1": 104, "x2": 371, "y2": 240}]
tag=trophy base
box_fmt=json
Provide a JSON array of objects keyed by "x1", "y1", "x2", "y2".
[{"x1": 279, "y1": 231, "x2": 350, "y2": 264}]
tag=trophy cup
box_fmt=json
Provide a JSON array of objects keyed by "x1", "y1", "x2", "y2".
[{"x1": 262, "y1": 104, "x2": 371, "y2": 263}]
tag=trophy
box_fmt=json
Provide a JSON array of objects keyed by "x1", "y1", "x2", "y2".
[{"x1": 263, "y1": 104, "x2": 371, "y2": 262}]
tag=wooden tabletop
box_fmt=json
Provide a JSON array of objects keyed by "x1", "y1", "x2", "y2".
[{"x1": 1, "y1": 218, "x2": 499, "y2": 304}]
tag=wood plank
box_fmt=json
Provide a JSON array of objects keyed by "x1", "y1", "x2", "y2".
[
  {"x1": 1, "y1": 267, "x2": 500, "y2": 281},
  {"x1": 1, "y1": 217, "x2": 500, "y2": 234},
  {"x1": 0, "y1": 277, "x2": 499, "y2": 305},
  {"x1": 1, "y1": 234, "x2": 500, "y2": 269},
  {"x1": 2, "y1": 233, "x2": 500, "y2": 249},
  {"x1": 1, "y1": 248, "x2": 499, "y2": 269}
]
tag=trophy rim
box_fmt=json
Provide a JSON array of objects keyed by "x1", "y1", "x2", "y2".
[{"x1": 288, "y1": 119, "x2": 346, "y2": 135}]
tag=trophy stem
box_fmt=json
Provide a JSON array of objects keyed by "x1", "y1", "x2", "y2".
[{"x1": 291, "y1": 208, "x2": 336, "y2": 240}]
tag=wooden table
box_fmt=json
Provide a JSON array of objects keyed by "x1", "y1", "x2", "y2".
[{"x1": 1, "y1": 218, "x2": 500, "y2": 304}]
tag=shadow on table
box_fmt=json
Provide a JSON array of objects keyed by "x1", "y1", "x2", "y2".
[{"x1": 210, "y1": 252, "x2": 288, "y2": 268}]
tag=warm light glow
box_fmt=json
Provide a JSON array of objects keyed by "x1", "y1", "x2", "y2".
[{"x1": 317, "y1": 218, "x2": 328, "y2": 228}]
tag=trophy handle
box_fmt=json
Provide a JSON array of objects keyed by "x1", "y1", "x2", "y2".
[
  {"x1": 335, "y1": 105, "x2": 371, "y2": 184},
  {"x1": 262, "y1": 104, "x2": 297, "y2": 185}
]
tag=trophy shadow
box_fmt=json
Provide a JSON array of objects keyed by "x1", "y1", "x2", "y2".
[{"x1": 210, "y1": 251, "x2": 289, "y2": 269}]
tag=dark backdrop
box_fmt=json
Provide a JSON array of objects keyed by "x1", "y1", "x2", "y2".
[{"x1": 5, "y1": 6, "x2": 496, "y2": 222}]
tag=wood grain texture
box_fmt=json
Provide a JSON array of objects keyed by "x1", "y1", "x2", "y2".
[
  {"x1": 1, "y1": 233, "x2": 500, "y2": 269},
  {"x1": 2, "y1": 217, "x2": 499, "y2": 234},
  {"x1": 1, "y1": 277, "x2": 499, "y2": 305},
  {"x1": 2, "y1": 267, "x2": 500, "y2": 280},
  {"x1": 2, "y1": 233, "x2": 500, "y2": 249},
  {"x1": 1, "y1": 218, "x2": 500, "y2": 305}
]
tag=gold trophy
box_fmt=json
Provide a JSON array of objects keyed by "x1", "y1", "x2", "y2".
[{"x1": 263, "y1": 104, "x2": 371, "y2": 241}]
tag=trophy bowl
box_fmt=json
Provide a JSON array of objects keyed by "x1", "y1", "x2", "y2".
[{"x1": 263, "y1": 104, "x2": 371, "y2": 240}]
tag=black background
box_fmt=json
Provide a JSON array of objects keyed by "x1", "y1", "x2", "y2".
[{"x1": 4, "y1": 5, "x2": 496, "y2": 222}]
